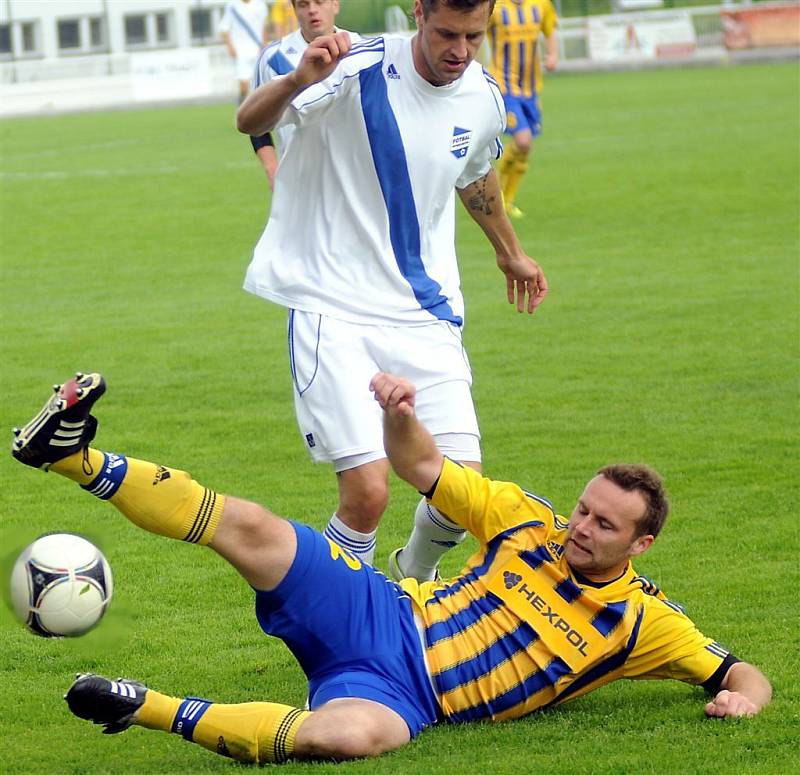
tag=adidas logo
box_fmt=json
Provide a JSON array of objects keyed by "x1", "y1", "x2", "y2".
[
  {"x1": 386, "y1": 63, "x2": 400, "y2": 80},
  {"x1": 152, "y1": 465, "x2": 171, "y2": 486},
  {"x1": 286, "y1": 46, "x2": 296, "y2": 54},
  {"x1": 109, "y1": 680, "x2": 137, "y2": 698}
]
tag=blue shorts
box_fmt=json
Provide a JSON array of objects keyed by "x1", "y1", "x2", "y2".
[
  {"x1": 504, "y1": 93, "x2": 543, "y2": 138},
  {"x1": 254, "y1": 522, "x2": 441, "y2": 737}
]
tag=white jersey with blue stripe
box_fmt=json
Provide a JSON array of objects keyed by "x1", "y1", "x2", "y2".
[
  {"x1": 244, "y1": 34, "x2": 506, "y2": 327},
  {"x1": 251, "y1": 28, "x2": 359, "y2": 156},
  {"x1": 219, "y1": 0, "x2": 268, "y2": 59}
]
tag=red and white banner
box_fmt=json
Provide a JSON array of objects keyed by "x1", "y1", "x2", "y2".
[{"x1": 721, "y1": 2, "x2": 800, "y2": 50}]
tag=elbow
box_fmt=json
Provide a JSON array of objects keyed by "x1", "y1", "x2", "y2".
[{"x1": 236, "y1": 105, "x2": 255, "y2": 135}]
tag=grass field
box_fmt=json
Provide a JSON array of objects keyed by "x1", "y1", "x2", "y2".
[{"x1": 1, "y1": 60, "x2": 798, "y2": 774}]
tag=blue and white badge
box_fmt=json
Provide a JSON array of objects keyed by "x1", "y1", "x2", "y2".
[{"x1": 450, "y1": 126, "x2": 472, "y2": 159}]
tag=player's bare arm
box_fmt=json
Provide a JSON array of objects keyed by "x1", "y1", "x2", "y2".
[
  {"x1": 237, "y1": 31, "x2": 352, "y2": 136},
  {"x1": 544, "y1": 33, "x2": 559, "y2": 71},
  {"x1": 705, "y1": 662, "x2": 772, "y2": 718},
  {"x1": 456, "y1": 170, "x2": 549, "y2": 314},
  {"x1": 370, "y1": 372, "x2": 444, "y2": 494}
]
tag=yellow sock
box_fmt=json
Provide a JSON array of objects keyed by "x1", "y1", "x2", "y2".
[
  {"x1": 497, "y1": 142, "x2": 517, "y2": 193},
  {"x1": 503, "y1": 155, "x2": 529, "y2": 209},
  {"x1": 136, "y1": 690, "x2": 310, "y2": 763},
  {"x1": 51, "y1": 449, "x2": 224, "y2": 545}
]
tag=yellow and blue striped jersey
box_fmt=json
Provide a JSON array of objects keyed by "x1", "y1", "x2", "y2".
[
  {"x1": 488, "y1": 0, "x2": 558, "y2": 97},
  {"x1": 399, "y1": 459, "x2": 731, "y2": 722}
]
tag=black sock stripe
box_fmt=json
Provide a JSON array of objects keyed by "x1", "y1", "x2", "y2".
[
  {"x1": 184, "y1": 488, "x2": 214, "y2": 544},
  {"x1": 188, "y1": 490, "x2": 216, "y2": 544},
  {"x1": 183, "y1": 487, "x2": 210, "y2": 543},
  {"x1": 192, "y1": 490, "x2": 217, "y2": 544},
  {"x1": 273, "y1": 708, "x2": 304, "y2": 763}
]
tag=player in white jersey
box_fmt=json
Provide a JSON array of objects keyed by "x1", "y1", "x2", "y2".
[
  {"x1": 249, "y1": 0, "x2": 355, "y2": 189},
  {"x1": 220, "y1": 0, "x2": 270, "y2": 103},
  {"x1": 237, "y1": 0, "x2": 548, "y2": 572}
]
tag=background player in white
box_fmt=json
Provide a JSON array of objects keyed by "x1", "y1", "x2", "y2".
[
  {"x1": 237, "y1": 0, "x2": 548, "y2": 574},
  {"x1": 250, "y1": 0, "x2": 353, "y2": 189},
  {"x1": 220, "y1": 0, "x2": 270, "y2": 104}
]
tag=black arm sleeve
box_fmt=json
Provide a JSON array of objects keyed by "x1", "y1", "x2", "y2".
[
  {"x1": 250, "y1": 133, "x2": 274, "y2": 153},
  {"x1": 701, "y1": 653, "x2": 741, "y2": 695}
]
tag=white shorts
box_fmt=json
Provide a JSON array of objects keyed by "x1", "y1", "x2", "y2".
[
  {"x1": 235, "y1": 53, "x2": 258, "y2": 82},
  {"x1": 287, "y1": 310, "x2": 481, "y2": 471}
]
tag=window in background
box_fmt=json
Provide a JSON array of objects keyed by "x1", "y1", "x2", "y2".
[
  {"x1": 124, "y1": 15, "x2": 147, "y2": 47},
  {"x1": 20, "y1": 21, "x2": 38, "y2": 54},
  {"x1": 0, "y1": 24, "x2": 11, "y2": 58},
  {"x1": 190, "y1": 8, "x2": 212, "y2": 43},
  {"x1": 89, "y1": 17, "x2": 106, "y2": 50},
  {"x1": 57, "y1": 19, "x2": 81, "y2": 50},
  {"x1": 155, "y1": 12, "x2": 172, "y2": 44}
]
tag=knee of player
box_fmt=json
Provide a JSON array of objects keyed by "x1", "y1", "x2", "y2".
[
  {"x1": 222, "y1": 498, "x2": 278, "y2": 545},
  {"x1": 300, "y1": 716, "x2": 401, "y2": 760},
  {"x1": 514, "y1": 135, "x2": 533, "y2": 156},
  {"x1": 339, "y1": 482, "x2": 389, "y2": 524}
]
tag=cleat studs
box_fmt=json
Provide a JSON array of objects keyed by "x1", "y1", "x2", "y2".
[
  {"x1": 56, "y1": 399, "x2": 65, "y2": 410},
  {"x1": 13, "y1": 427, "x2": 21, "y2": 436},
  {"x1": 76, "y1": 388, "x2": 84, "y2": 398},
  {"x1": 75, "y1": 372, "x2": 84, "y2": 380},
  {"x1": 13, "y1": 439, "x2": 23, "y2": 449},
  {"x1": 53, "y1": 384, "x2": 61, "y2": 393}
]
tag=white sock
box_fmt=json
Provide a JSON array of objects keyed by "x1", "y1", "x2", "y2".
[
  {"x1": 398, "y1": 499, "x2": 466, "y2": 581},
  {"x1": 323, "y1": 513, "x2": 377, "y2": 565}
]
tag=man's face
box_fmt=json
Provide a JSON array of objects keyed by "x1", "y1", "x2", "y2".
[
  {"x1": 564, "y1": 476, "x2": 653, "y2": 581},
  {"x1": 413, "y1": 0, "x2": 490, "y2": 86},
  {"x1": 294, "y1": 0, "x2": 339, "y2": 41}
]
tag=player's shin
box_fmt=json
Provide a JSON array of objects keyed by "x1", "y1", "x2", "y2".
[
  {"x1": 50, "y1": 450, "x2": 224, "y2": 545},
  {"x1": 137, "y1": 691, "x2": 311, "y2": 763}
]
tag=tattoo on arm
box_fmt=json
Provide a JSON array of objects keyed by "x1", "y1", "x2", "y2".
[{"x1": 465, "y1": 173, "x2": 495, "y2": 216}]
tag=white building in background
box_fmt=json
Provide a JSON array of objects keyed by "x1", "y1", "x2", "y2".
[
  {"x1": 0, "y1": 1, "x2": 245, "y2": 114},
  {"x1": 0, "y1": 0, "x2": 228, "y2": 68}
]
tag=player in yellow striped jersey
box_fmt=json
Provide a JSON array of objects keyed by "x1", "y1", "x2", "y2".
[
  {"x1": 13, "y1": 370, "x2": 770, "y2": 763},
  {"x1": 488, "y1": 0, "x2": 558, "y2": 218},
  {"x1": 269, "y1": 0, "x2": 300, "y2": 38}
]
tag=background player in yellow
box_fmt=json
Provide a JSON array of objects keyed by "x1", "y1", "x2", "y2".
[
  {"x1": 270, "y1": 0, "x2": 300, "y2": 38},
  {"x1": 12, "y1": 371, "x2": 770, "y2": 763},
  {"x1": 488, "y1": 0, "x2": 558, "y2": 218}
]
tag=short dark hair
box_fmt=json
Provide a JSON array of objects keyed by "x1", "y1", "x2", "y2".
[
  {"x1": 420, "y1": 0, "x2": 496, "y2": 19},
  {"x1": 597, "y1": 464, "x2": 669, "y2": 539}
]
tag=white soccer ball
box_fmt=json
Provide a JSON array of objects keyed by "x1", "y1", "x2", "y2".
[{"x1": 10, "y1": 533, "x2": 113, "y2": 637}]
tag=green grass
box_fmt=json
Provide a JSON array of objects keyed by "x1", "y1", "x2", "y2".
[{"x1": 1, "y1": 61, "x2": 798, "y2": 773}]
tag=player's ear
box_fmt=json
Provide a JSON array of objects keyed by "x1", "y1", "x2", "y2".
[
  {"x1": 629, "y1": 534, "x2": 654, "y2": 558},
  {"x1": 413, "y1": 0, "x2": 425, "y2": 26}
]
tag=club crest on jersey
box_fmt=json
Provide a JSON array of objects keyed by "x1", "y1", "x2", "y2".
[
  {"x1": 386, "y1": 63, "x2": 400, "y2": 79},
  {"x1": 451, "y1": 127, "x2": 471, "y2": 158}
]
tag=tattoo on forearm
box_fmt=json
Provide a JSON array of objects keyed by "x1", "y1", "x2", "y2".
[{"x1": 466, "y1": 174, "x2": 495, "y2": 215}]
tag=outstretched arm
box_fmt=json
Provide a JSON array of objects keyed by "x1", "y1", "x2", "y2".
[
  {"x1": 456, "y1": 170, "x2": 548, "y2": 313},
  {"x1": 370, "y1": 372, "x2": 444, "y2": 494},
  {"x1": 705, "y1": 661, "x2": 772, "y2": 718},
  {"x1": 237, "y1": 32, "x2": 352, "y2": 136}
]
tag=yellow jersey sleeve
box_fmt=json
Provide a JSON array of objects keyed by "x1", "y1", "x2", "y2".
[
  {"x1": 541, "y1": 0, "x2": 558, "y2": 37},
  {"x1": 429, "y1": 457, "x2": 555, "y2": 545},
  {"x1": 623, "y1": 596, "x2": 730, "y2": 684}
]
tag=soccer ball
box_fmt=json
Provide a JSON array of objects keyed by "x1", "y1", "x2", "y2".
[{"x1": 10, "y1": 533, "x2": 113, "y2": 637}]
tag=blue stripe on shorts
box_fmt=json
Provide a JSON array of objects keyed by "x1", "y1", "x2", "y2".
[{"x1": 254, "y1": 522, "x2": 441, "y2": 737}]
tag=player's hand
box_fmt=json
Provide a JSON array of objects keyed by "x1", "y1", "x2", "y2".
[
  {"x1": 705, "y1": 690, "x2": 758, "y2": 718},
  {"x1": 294, "y1": 32, "x2": 352, "y2": 89},
  {"x1": 497, "y1": 253, "x2": 548, "y2": 313},
  {"x1": 369, "y1": 372, "x2": 416, "y2": 417},
  {"x1": 544, "y1": 52, "x2": 558, "y2": 72}
]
